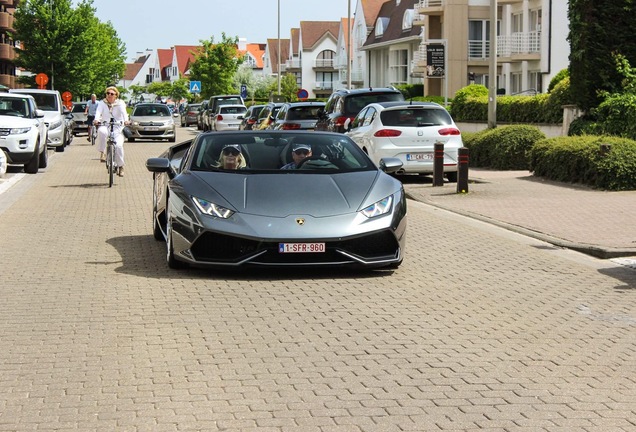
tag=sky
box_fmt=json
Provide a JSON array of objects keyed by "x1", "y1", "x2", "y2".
[{"x1": 85, "y1": 0, "x2": 353, "y2": 62}]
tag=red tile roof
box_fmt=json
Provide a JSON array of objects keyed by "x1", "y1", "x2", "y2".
[{"x1": 174, "y1": 45, "x2": 203, "y2": 77}]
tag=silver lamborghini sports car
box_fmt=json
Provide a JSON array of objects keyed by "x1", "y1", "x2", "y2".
[{"x1": 146, "y1": 131, "x2": 407, "y2": 270}]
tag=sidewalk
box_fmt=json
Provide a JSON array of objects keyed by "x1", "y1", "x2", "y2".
[{"x1": 403, "y1": 168, "x2": 636, "y2": 259}]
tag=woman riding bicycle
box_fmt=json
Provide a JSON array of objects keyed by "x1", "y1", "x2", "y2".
[{"x1": 94, "y1": 86, "x2": 129, "y2": 176}]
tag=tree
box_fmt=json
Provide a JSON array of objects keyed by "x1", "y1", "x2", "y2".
[
  {"x1": 14, "y1": 0, "x2": 126, "y2": 98},
  {"x1": 189, "y1": 33, "x2": 244, "y2": 98},
  {"x1": 266, "y1": 73, "x2": 299, "y2": 102},
  {"x1": 568, "y1": 0, "x2": 636, "y2": 111},
  {"x1": 128, "y1": 85, "x2": 147, "y2": 103}
]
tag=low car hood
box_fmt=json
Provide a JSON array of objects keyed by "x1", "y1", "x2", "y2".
[{"x1": 188, "y1": 171, "x2": 387, "y2": 218}]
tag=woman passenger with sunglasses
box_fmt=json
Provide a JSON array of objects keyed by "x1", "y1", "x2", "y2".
[
  {"x1": 215, "y1": 144, "x2": 247, "y2": 170},
  {"x1": 94, "y1": 86, "x2": 130, "y2": 176}
]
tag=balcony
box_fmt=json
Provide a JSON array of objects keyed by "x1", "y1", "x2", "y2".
[
  {"x1": 0, "y1": 43, "x2": 15, "y2": 61},
  {"x1": 314, "y1": 59, "x2": 335, "y2": 70},
  {"x1": 498, "y1": 31, "x2": 541, "y2": 59},
  {"x1": 0, "y1": 73, "x2": 14, "y2": 87},
  {"x1": 0, "y1": 11, "x2": 14, "y2": 30},
  {"x1": 415, "y1": 0, "x2": 444, "y2": 15},
  {"x1": 339, "y1": 69, "x2": 364, "y2": 84},
  {"x1": 468, "y1": 40, "x2": 490, "y2": 61},
  {"x1": 284, "y1": 59, "x2": 301, "y2": 71}
]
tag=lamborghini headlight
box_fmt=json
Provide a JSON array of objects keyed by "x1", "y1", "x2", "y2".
[
  {"x1": 192, "y1": 196, "x2": 234, "y2": 218},
  {"x1": 360, "y1": 195, "x2": 393, "y2": 218}
]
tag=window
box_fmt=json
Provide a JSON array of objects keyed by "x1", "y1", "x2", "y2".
[
  {"x1": 402, "y1": 10, "x2": 414, "y2": 31},
  {"x1": 375, "y1": 17, "x2": 390, "y2": 38},
  {"x1": 468, "y1": 20, "x2": 490, "y2": 60},
  {"x1": 316, "y1": 50, "x2": 335, "y2": 68},
  {"x1": 511, "y1": 72, "x2": 522, "y2": 94},
  {"x1": 389, "y1": 50, "x2": 409, "y2": 85}
]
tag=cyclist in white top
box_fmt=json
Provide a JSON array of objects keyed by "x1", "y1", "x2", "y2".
[
  {"x1": 84, "y1": 93, "x2": 99, "y2": 140},
  {"x1": 94, "y1": 86, "x2": 129, "y2": 176}
]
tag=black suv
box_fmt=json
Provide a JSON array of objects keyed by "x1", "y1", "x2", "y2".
[{"x1": 315, "y1": 87, "x2": 405, "y2": 133}]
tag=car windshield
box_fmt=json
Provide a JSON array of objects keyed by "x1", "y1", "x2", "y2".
[
  {"x1": 380, "y1": 107, "x2": 453, "y2": 127},
  {"x1": 72, "y1": 104, "x2": 86, "y2": 113},
  {"x1": 344, "y1": 93, "x2": 403, "y2": 116},
  {"x1": 217, "y1": 98, "x2": 242, "y2": 106},
  {"x1": 190, "y1": 132, "x2": 374, "y2": 173},
  {"x1": 287, "y1": 106, "x2": 322, "y2": 121},
  {"x1": 133, "y1": 105, "x2": 171, "y2": 116},
  {"x1": 29, "y1": 94, "x2": 58, "y2": 111},
  {"x1": 0, "y1": 97, "x2": 29, "y2": 117}
]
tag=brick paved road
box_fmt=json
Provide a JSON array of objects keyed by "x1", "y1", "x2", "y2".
[{"x1": 0, "y1": 131, "x2": 635, "y2": 431}]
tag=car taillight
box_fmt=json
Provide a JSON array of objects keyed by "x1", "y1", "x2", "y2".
[
  {"x1": 438, "y1": 127, "x2": 461, "y2": 136},
  {"x1": 281, "y1": 123, "x2": 301, "y2": 130},
  {"x1": 247, "y1": 118, "x2": 256, "y2": 124},
  {"x1": 374, "y1": 129, "x2": 402, "y2": 137},
  {"x1": 334, "y1": 116, "x2": 351, "y2": 127},
  {"x1": 216, "y1": 114, "x2": 223, "y2": 121}
]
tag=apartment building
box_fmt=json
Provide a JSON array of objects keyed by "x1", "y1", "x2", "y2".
[
  {"x1": 415, "y1": 0, "x2": 569, "y2": 97},
  {"x1": 0, "y1": 0, "x2": 18, "y2": 89}
]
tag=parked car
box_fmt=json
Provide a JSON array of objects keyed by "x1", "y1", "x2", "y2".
[
  {"x1": 238, "y1": 104, "x2": 265, "y2": 130},
  {"x1": 345, "y1": 101, "x2": 463, "y2": 181},
  {"x1": 0, "y1": 93, "x2": 49, "y2": 174},
  {"x1": 210, "y1": 104, "x2": 247, "y2": 131},
  {"x1": 128, "y1": 103, "x2": 176, "y2": 142},
  {"x1": 254, "y1": 102, "x2": 284, "y2": 130},
  {"x1": 145, "y1": 130, "x2": 406, "y2": 270},
  {"x1": 180, "y1": 103, "x2": 200, "y2": 127},
  {"x1": 204, "y1": 95, "x2": 244, "y2": 131},
  {"x1": 196, "y1": 101, "x2": 208, "y2": 130},
  {"x1": 315, "y1": 87, "x2": 405, "y2": 133},
  {"x1": 271, "y1": 101, "x2": 326, "y2": 130},
  {"x1": 70, "y1": 102, "x2": 88, "y2": 136},
  {"x1": 9, "y1": 88, "x2": 71, "y2": 151}
]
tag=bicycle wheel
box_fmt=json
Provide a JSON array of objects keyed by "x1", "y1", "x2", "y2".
[
  {"x1": 90, "y1": 128, "x2": 96, "y2": 145},
  {"x1": 107, "y1": 143, "x2": 114, "y2": 187}
]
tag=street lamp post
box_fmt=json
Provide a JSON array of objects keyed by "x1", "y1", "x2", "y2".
[
  {"x1": 277, "y1": 0, "x2": 281, "y2": 95},
  {"x1": 488, "y1": 0, "x2": 497, "y2": 128},
  {"x1": 346, "y1": 0, "x2": 351, "y2": 89}
]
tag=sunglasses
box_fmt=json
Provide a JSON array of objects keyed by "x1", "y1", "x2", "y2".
[
  {"x1": 106, "y1": 92, "x2": 117, "y2": 96},
  {"x1": 223, "y1": 149, "x2": 240, "y2": 156},
  {"x1": 293, "y1": 149, "x2": 310, "y2": 156}
]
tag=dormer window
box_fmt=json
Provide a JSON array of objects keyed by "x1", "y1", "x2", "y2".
[
  {"x1": 403, "y1": 10, "x2": 414, "y2": 31},
  {"x1": 375, "y1": 17, "x2": 390, "y2": 37}
]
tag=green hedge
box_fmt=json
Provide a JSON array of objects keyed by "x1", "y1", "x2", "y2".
[
  {"x1": 462, "y1": 125, "x2": 546, "y2": 170},
  {"x1": 529, "y1": 135, "x2": 636, "y2": 190},
  {"x1": 450, "y1": 80, "x2": 571, "y2": 124}
]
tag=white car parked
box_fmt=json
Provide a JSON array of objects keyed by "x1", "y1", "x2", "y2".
[
  {"x1": 9, "y1": 88, "x2": 70, "y2": 151},
  {"x1": 211, "y1": 104, "x2": 247, "y2": 131},
  {"x1": 0, "y1": 93, "x2": 48, "y2": 174},
  {"x1": 345, "y1": 101, "x2": 463, "y2": 181}
]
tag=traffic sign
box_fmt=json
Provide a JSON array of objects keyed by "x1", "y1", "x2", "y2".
[
  {"x1": 61, "y1": 91, "x2": 72, "y2": 101},
  {"x1": 297, "y1": 88, "x2": 309, "y2": 101},
  {"x1": 240, "y1": 84, "x2": 247, "y2": 99},
  {"x1": 35, "y1": 73, "x2": 48, "y2": 89},
  {"x1": 189, "y1": 81, "x2": 201, "y2": 93}
]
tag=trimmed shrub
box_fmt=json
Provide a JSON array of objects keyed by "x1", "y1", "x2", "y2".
[
  {"x1": 463, "y1": 125, "x2": 546, "y2": 169},
  {"x1": 529, "y1": 135, "x2": 636, "y2": 190},
  {"x1": 547, "y1": 69, "x2": 569, "y2": 93}
]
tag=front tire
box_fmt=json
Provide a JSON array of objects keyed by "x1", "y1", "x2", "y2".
[
  {"x1": 38, "y1": 145, "x2": 48, "y2": 168},
  {"x1": 24, "y1": 141, "x2": 40, "y2": 174},
  {"x1": 166, "y1": 200, "x2": 187, "y2": 269}
]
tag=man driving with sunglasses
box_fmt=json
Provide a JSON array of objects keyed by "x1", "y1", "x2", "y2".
[{"x1": 281, "y1": 143, "x2": 312, "y2": 170}]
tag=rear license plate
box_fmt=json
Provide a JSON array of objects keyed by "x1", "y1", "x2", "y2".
[
  {"x1": 279, "y1": 243, "x2": 325, "y2": 253},
  {"x1": 406, "y1": 152, "x2": 434, "y2": 161}
]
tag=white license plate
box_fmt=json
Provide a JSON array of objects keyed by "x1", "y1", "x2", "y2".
[
  {"x1": 279, "y1": 243, "x2": 326, "y2": 253},
  {"x1": 406, "y1": 152, "x2": 434, "y2": 161},
  {"x1": 144, "y1": 127, "x2": 159, "y2": 131}
]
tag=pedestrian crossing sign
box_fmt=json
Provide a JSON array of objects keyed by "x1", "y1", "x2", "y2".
[{"x1": 189, "y1": 81, "x2": 201, "y2": 94}]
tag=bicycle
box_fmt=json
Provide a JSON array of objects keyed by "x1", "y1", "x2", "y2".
[
  {"x1": 89, "y1": 121, "x2": 97, "y2": 146},
  {"x1": 97, "y1": 119, "x2": 122, "y2": 187}
]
